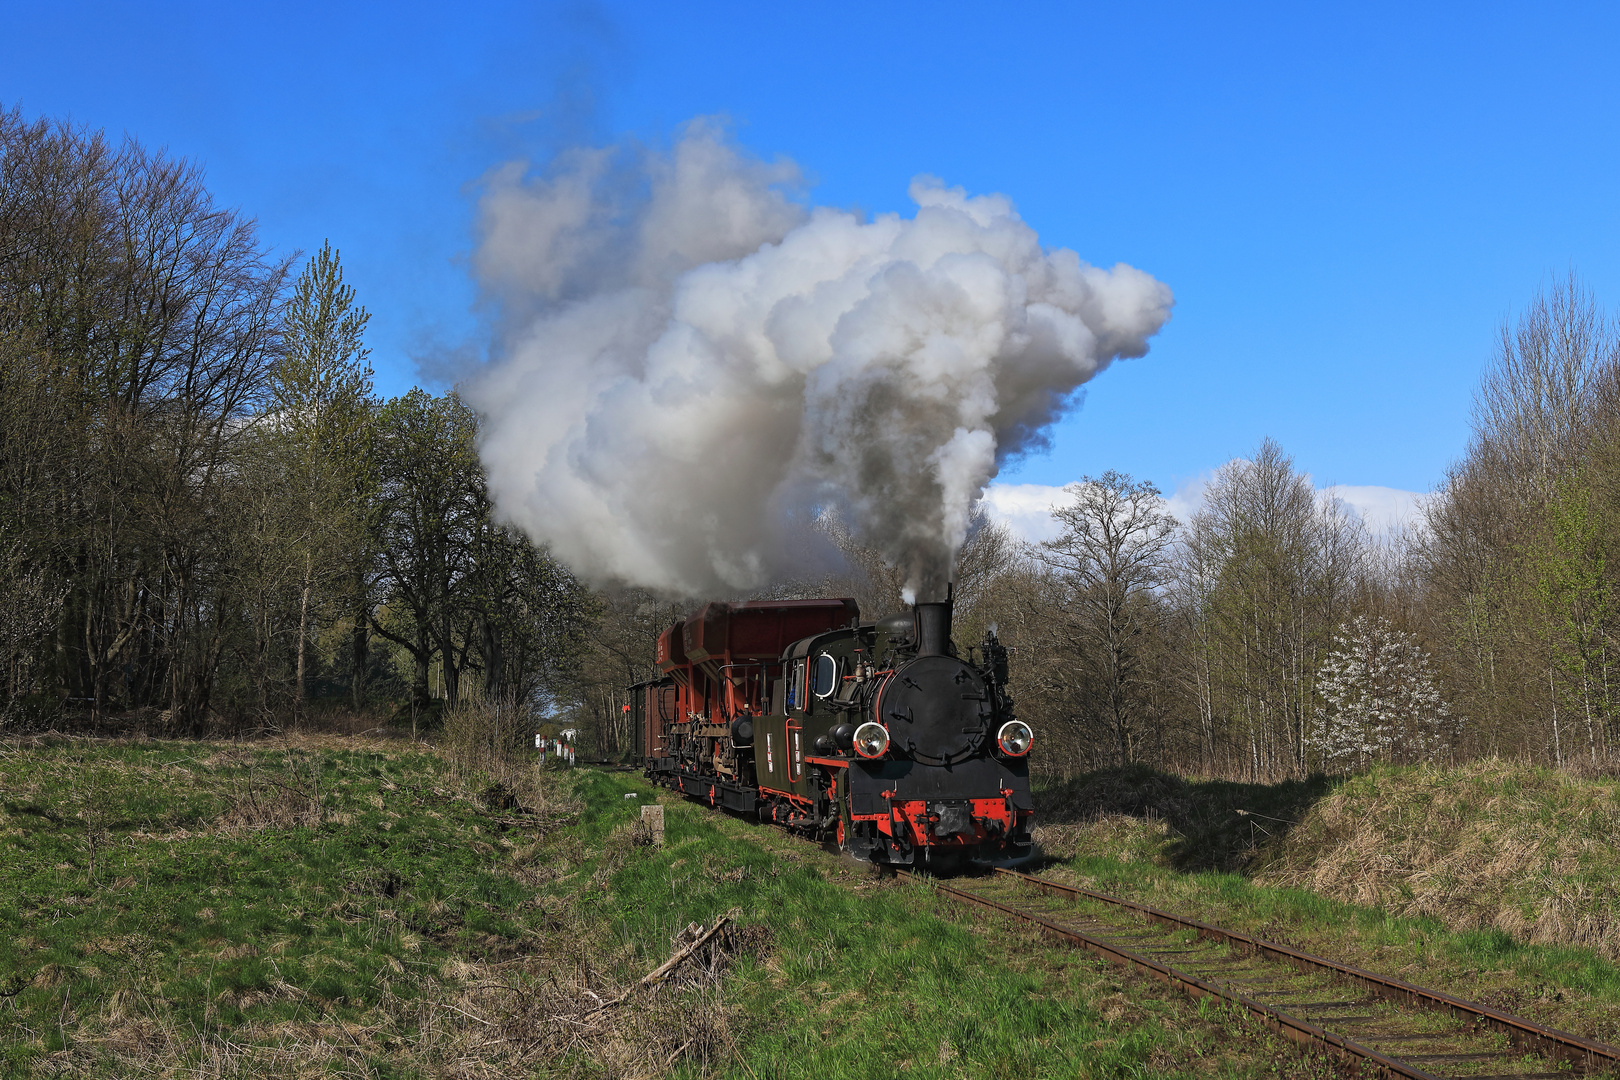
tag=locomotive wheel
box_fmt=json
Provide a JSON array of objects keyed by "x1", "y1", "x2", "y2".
[{"x1": 836, "y1": 818, "x2": 846, "y2": 850}]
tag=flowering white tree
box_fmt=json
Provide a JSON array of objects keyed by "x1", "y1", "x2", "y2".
[{"x1": 1311, "y1": 615, "x2": 1455, "y2": 770}]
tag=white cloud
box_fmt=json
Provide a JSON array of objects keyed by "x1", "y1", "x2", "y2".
[
  {"x1": 978, "y1": 483, "x2": 1077, "y2": 543},
  {"x1": 1320, "y1": 484, "x2": 1428, "y2": 534},
  {"x1": 1162, "y1": 474, "x2": 1214, "y2": 527},
  {"x1": 982, "y1": 473, "x2": 1426, "y2": 544}
]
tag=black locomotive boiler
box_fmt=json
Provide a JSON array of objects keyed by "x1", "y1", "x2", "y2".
[{"x1": 629, "y1": 595, "x2": 1034, "y2": 866}]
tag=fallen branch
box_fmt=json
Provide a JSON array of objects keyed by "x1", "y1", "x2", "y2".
[
  {"x1": 585, "y1": 911, "x2": 736, "y2": 1016},
  {"x1": 1233, "y1": 808, "x2": 1299, "y2": 825},
  {"x1": 0, "y1": 971, "x2": 36, "y2": 998},
  {"x1": 435, "y1": 1000, "x2": 494, "y2": 1026}
]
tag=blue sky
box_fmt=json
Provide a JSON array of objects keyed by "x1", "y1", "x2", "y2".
[{"x1": 5, "y1": 0, "x2": 1619, "y2": 506}]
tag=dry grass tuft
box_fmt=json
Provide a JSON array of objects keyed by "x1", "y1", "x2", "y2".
[
  {"x1": 1033, "y1": 814, "x2": 1176, "y2": 865},
  {"x1": 438, "y1": 696, "x2": 585, "y2": 840},
  {"x1": 382, "y1": 907, "x2": 764, "y2": 1080},
  {"x1": 214, "y1": 777, "x2": 322, "y2": 832},
  {"x1": 1096, "y1": 991, "x2": 1145, "y2": 1027}
]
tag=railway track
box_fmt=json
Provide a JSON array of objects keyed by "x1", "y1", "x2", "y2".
[{"x1": 900, "y1": 867, "x2": 1620, "y2": 1079}]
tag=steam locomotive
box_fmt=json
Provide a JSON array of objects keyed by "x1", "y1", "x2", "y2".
[{"x1": 629, "y1": 595, "x2": 1034, "y2": 866}]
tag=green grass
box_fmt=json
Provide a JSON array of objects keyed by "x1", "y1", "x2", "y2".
[
  {"x1": 569, "y1": 768, "x2": 1338, "y2": 1080},
  {"x1": 18, "y1": 735, "x2": 1620, "y2": 1075},
  {"x1": 0, "y1": 736, "x2": 565, "y2": 1076},
  {"x1": 0, "y1": 735, "x2": 1340, "y2": 1078}
]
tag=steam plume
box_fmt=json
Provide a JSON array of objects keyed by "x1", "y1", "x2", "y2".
[{"x1": 467, "y1": 121, "x2": 1173, "y2": 600}]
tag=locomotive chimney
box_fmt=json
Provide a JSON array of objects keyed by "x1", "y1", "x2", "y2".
[{"x1": 913, "y1": 585, "x2": 953, "y2": 657}]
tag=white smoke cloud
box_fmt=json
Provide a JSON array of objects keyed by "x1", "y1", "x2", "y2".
[{"x1": 467, "y1": 121, "x2": 1173, "y2": 599}]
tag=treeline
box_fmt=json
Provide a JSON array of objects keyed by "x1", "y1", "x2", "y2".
[
  {"x1": 0, "y1": 108, "x2": 590, "y2": 733},
  {"x1": 1422, "y1": 278, "x2": 1620, "y2": 766},
  {"x1": 11, "y1": 107, "x2": 1620, "y2": 781},
  {"x1": 959, "y1": 448, "x2": 1397, "y2": 779}
]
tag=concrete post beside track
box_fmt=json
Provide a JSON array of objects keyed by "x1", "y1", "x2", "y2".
[{"x1": 641, "y1": 804, "x2": 665, "y2": 846}]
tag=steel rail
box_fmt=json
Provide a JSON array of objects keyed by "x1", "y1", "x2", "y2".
[
  {"x1": 896, "y1": 870, "x2": 1442, "y2": 1080},
  {"x1": 991, "y1": 867, "x2": 1620, "y2": 1076}
]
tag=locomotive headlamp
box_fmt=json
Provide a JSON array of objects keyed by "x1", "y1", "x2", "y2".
[
  {"x1": 997, "y1": 720, "x2": 1034, "y2": 757},
  {"x1": 852, "y1": 721, "x2": 890, "y2": 759}
]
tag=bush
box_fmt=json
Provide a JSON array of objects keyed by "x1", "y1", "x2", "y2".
[{"x1": 442, "y1": 694, "x2": 531, "y2": 777}]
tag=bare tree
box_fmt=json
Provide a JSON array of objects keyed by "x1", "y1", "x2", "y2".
[
  {"x1": 810, "y1": 509, "x2": 908, "y2": 620},
  {"x1": 571, "y1": 587, "x2": 674, "y2": 756},
  {"x1": 1472, "y1": 272, "x2": 1620, "y2": 503},
  {"x1": 0, "y1": 544, "x2": 63, "y2": 728},
  {"x1": 1182, "y1": 440, "x2": 1366, "y2": 777},
  {"x1": 1421, "y1": 274, "x2": 1620, "y2": 762},
  {"x1": 1034, "y1": 472, "x2": 1177, "y2": 765},
  {"x1": 1, "y1": 105, "x2": 291, "y2": 732}
]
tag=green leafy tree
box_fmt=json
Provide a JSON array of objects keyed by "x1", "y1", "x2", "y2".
[
  {"x1": 371, "y1": 389, "x2": 480, "y2": 712},
  {"x1": 270, "y1": 241, "x2": 374, "y2": 721},
  {"x1": 370, "y1": 388, "x2": 592, "y2": 725},
  {"x1": 1529, "y1": 477, "x2": 1615, "y2": 764}
]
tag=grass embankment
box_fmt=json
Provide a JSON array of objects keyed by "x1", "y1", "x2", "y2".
[
  {"x1": 0, "y1": 735, "x2": 615, "y2": 1077},
  {"x1": 1256, "y1": 758, "x2": 1620, "y2": 955},
  {"x1": 606, "y1": 774, "x2": 1335, "y2": 1080},
  {"x1": 1, "y1": 735, "x2": 1332, "y2": 1079},
  {"x1": 1035, "y1": 761, "x2": 1620, "y2": 1047}
]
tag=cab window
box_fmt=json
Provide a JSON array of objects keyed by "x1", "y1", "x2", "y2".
[
  {"x1": 811, "y1": 654, "x2": 837, "y2": 698},
  {"x1": 787, "y1": 659, "x2": 805, "y2": 709}
]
